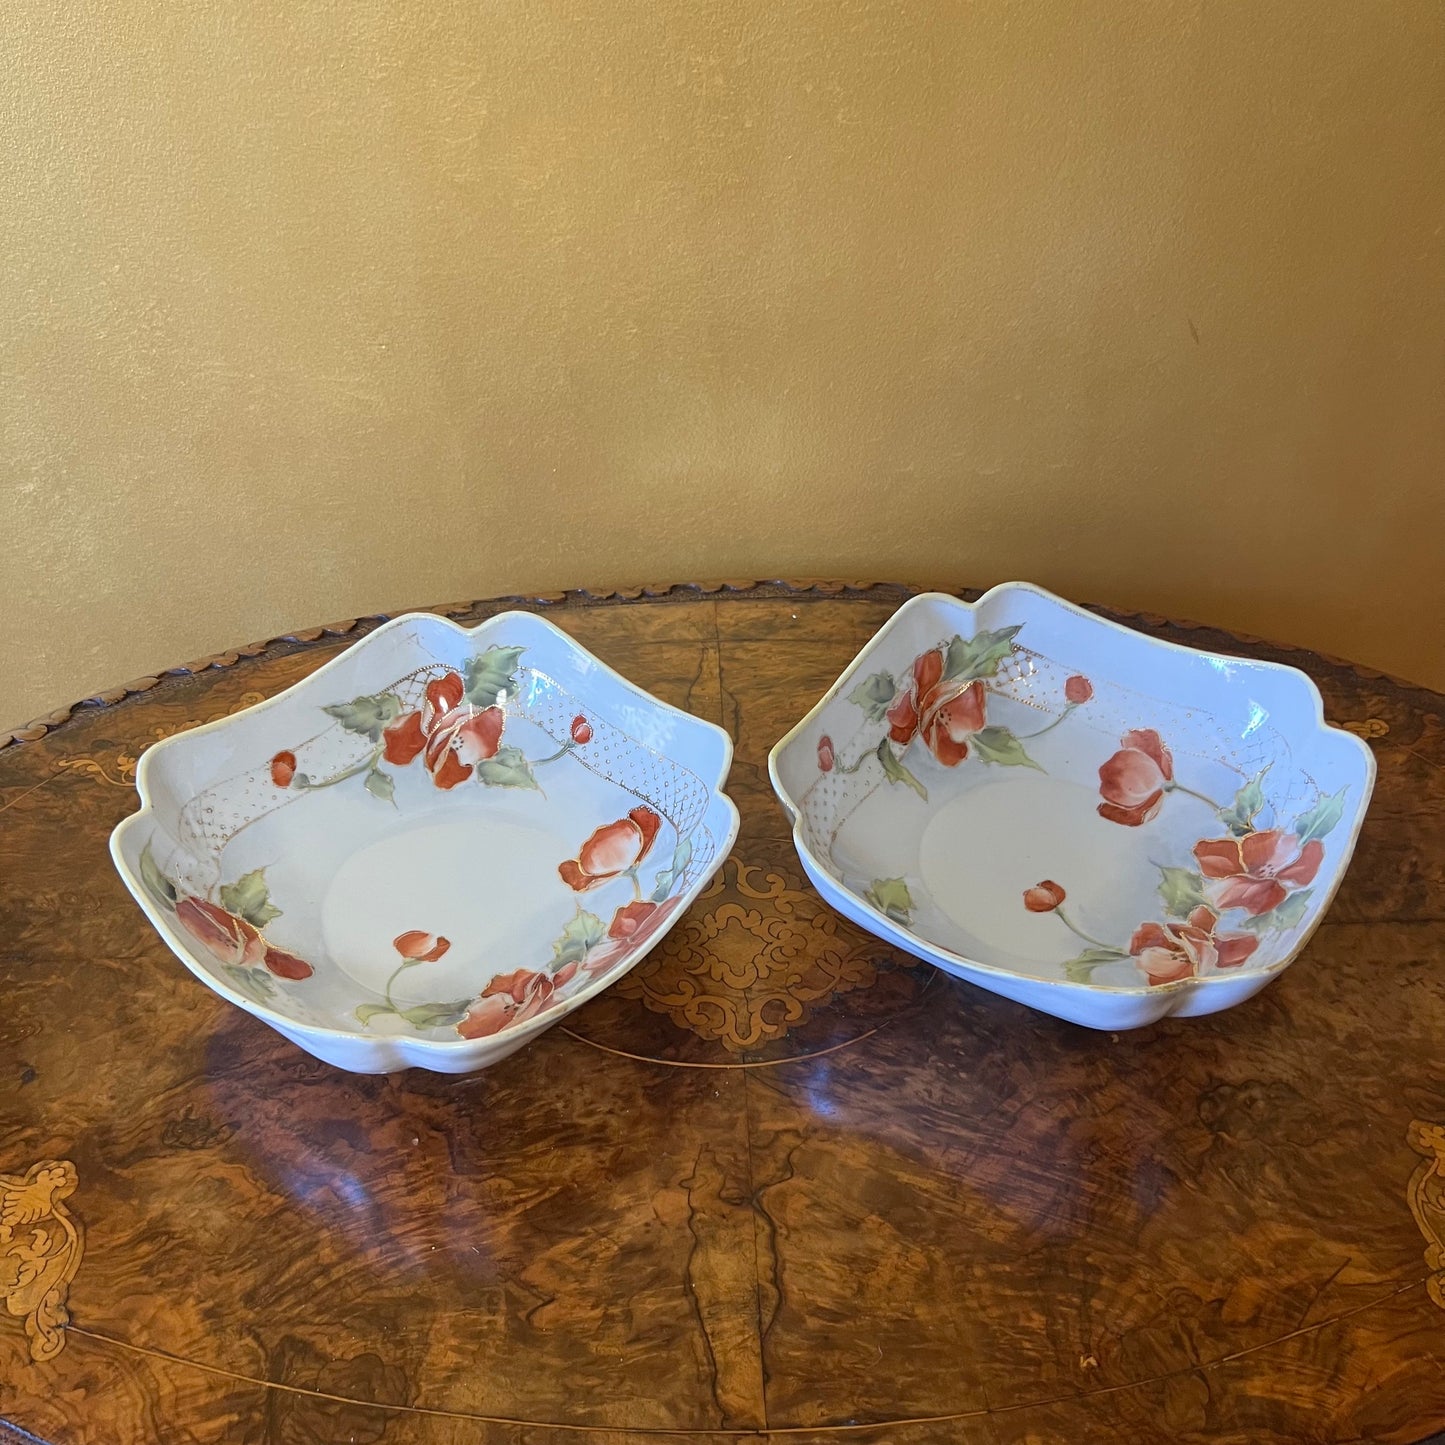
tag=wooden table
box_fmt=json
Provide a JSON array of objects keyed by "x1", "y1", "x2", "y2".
[{"x1": 2, "y1": 581, "x2": 1444, "y2": 1445}]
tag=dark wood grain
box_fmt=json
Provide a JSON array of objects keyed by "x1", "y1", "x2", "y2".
[{"x1": 1, "y1": 582, "x2": 1443, "y2": 1444}]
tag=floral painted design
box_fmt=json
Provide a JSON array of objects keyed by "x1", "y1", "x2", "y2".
[
  {"x1": 1022, "y1": 879, "x2": 1067, "y2": 913},
  {"x1": 1096, "y1": 728, "x2": 1221, "y2": 827},
  {"x1": 1097, "y1": 729, "x2": 1174, "y2": 826},
  {"x1": 349, "y1": 811, "x2": 697, "y2": 1039},
  {"x1": 558, "y1": 807, "x2": 662, "y2": 891},
  {"x1": 381, "y1": 672, "x2": 504, "y2": 790},
  {"x1": 1127, "y1": 909, "x2": 1259, "y2": 984},
  {"x1": 271, "y1": 646, "x2": 590, "y2": 803},
  {"x1": 138, "y1": 843, "x2": 315, "y2": 1005},
  {"x1": 886, "y1": 652, "x2": 988, "y2": 767},
  {"x1": 1022, "y1": 743, "x2": 1349, "y2": 986},
  {"x1": 393, "y1": 930, "x2": 451, "y2": 963},
  {"x1": 1020, "y1": 877, "x2": 1260, "y2": 986},
  {"x1": 834, "y1": 624, "x2": 1091, "y2": 798},
  {"x1": 1193, "y1": 830, "x2": 1323, "y2": 917},
  {"x1": 150, "y1": 637, "x2": 698, "y2": 1043}
]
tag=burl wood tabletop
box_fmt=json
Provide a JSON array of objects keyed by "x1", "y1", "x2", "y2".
[{"x1": 2, "y1": 582, "x2": 1443, "y2": 1445}]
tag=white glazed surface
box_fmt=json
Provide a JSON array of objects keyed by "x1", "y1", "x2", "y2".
[
  {"x1": 112, "y1": 611, "x2": 739, "y2": 1073},
  {"x1": 769, "y1": 584, "x2": 1375, "y2": 1029}
]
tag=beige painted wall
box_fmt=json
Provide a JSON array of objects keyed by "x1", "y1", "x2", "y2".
[{"x1": 3, "y1": 0, "x2": 1443, "y2": 732}]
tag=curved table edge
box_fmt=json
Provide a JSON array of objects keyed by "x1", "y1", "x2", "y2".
[{"x1": 4, "y1": 577, "x2": 1437, "y2": 753}]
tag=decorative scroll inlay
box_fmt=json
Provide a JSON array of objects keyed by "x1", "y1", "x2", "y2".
[
  {"x1": 1342, "y1": 718, "x2": 1390, "y2": 740},
  {"x1": 48, "y1": 693, "x2": 270, "y2": 790},
  {"x1": 614, "y1": 856, "x2": 891, "y2": 1049},
  {"x1": 53, "y1": 754, "x2": 138, "y2": 788},
  {"x1": 0, "y1": 1159, "x2": 83, "y2": 1361},
  {"x1": 1408, "y1": 1120, "x2": 1445, "y2": 1311}
]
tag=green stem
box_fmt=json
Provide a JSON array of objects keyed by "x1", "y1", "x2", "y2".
[
  {"x1": 1055, "y1": 906, "x2": 1120, "y2": 954},
  {"x1": 1013, "y1": 704, "x2": 1076, "y2": 742},
  {"x1": 628, "y1": 868, "x2": 642, "y2": 902},
  {"x1": 1166, "y1": 781, "x2": 1224, "y2": 811},
  {"x1": 835, "y1": 750, "x2": 873, "y2": 775},
  {"x1": 534, "y1": 742, "x2": 575, "y2": 766},
  {"x1": 383, "y1": 960, "x2": 408, "y2": 1014},
  {"x1": 300, "y1": 748, "x2": 383, "y2": 790}
]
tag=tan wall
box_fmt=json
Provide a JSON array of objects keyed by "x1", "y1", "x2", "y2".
[{"x1": 3, "y1": 0, "x2": 1443, "y2": 732}]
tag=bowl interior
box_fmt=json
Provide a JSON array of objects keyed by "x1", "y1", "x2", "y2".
[
  {"x1": 115, "y1": 613, "x2": 732, "y2": 1041},
  {"x1": 773, "y1": 588, "x2": 1373, "y2": 991}
]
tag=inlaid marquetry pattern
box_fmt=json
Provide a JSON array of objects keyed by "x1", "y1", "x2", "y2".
[
  {"x1": 1342, "y1": 717, "x2": 1390, "y2": 739},
  {"x1": 47, "y1": 692, "x2": 271, "y2": 792},
  {"x1": 614, "y1": 855, "x2": 888, "y2": 1049},
  {"x1": 1408, "y1": 1120, "x2": 1445, "y2": 1311},
  {"x1": 0, "y1": 1160, "x2": 83, "y2": 1362}
]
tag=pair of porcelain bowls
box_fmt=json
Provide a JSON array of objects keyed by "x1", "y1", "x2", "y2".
[{"x1": 111, "y1": 584, "x2": 1375, "y2": 1074}]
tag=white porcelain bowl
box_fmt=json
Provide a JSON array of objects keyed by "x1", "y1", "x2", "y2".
[
  {"x1": 112, "y1": 611, "x2": 738, "y2": 1073},
  {"x1": 769, "y1": 584, "x2": 1374, "y2": 1030}
]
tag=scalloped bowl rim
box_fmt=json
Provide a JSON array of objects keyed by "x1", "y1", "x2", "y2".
[
  {"x1": 110, "y1": 609, "x2": 740, "y2": 1059},
  {"x1": 767, "y1": 582, "x2": 1375, "y2": 999}
]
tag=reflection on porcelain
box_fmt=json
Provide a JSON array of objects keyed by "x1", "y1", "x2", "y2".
[
  {"x1": 769, "y1": 584, "x2": 1374, "y2": 1030},
  {"x1": 111, "y1": 612, "x2": 738, "y2": 1073}
]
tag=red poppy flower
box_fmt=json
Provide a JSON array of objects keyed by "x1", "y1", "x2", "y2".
[
  {"x1": 176, "y1": 897, "x2": 266, "y2": 968},
  {"x1": 817, "y1": 735, "x2": 835, "y2": 772},
  {"x1": 1193, "y1": 830, "x2": 1324, "y2": 917},
  {"x1": 886, "y1": 648, "x2": 988, "y2": 767},
  {"x1": 175, "y1": 897, "x2": 313, "y2": 979},
  {"x1": 1023, "y1": 880, "x2": 1066, "y2": 913},
  {"x1": 382, "y1": 672, "x2": 504, "y2": 790},
  {"x1": 271, "y1": 751, "x2": 297, "y2": 787},
  {"x1": 456, "y1": 967, "x2": 557, "y2": 1039},
  {"x1": 608, "y1": 900, "x2": 657, "y2": 939},
  {"x1": 558, "y1": 806, "x2": 662, "y2": 891},
  {"x1": 570, "y1": 715, "x2": 593, "y2": 745},
  {"x1": 574, "y1": 897, "x2": 685, "y2": 980},
  {"x1": 261, "y1": 947, "x2": 314, "y2": 980},
  {"x1": 393, "y1": 930, "x2": 450, "y2": 963},
  {"x1": 1064, "y1": 675, "x2": 1094, "y2": 705},
  {"x1": 1098, "y1": 729, "x2": 1174, "y2": 826},
  {"x1": 1128, "y1": 905, "x2": 1257, "y2": 985}
]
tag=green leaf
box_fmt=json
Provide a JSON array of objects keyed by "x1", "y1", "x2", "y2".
[
  {"x1": 551, "y1": 910, "x2": 607, "y2": 968},
  {"x1": 474, "y1": 744, "x2": 540, "y2": 790},
  {"x1": 1294, "y1": 788, "x2": 1346, "y2": 846},
  {"x1": 218, "y1": 869, "x2": 281, "y2": 928},
  {"x1": 942, "y1": 625, "x2": 1023, "y2": 683},
  {"x1": 322, "y1": 690, "x2": 403, "y2": 741},
  {"x1": 651, "y1": 836, "x2": 694, "y2": 902},
  {"x1": 464, "y1": 646, "x2": 525, "y2": 708},
  {"x1": 1218, "y1": 767, "x2": 1270, "y2": 835},
  {"x1": 224, "y1": 964, "x2": 273, "y2": 1006},
  {"x1": 354, "y1": 1002, "x2": 394, "y2": 1026},
  {"x1": 846, "y1": 671, "x2": 898, "y2": 723},
  {"x1": 399, "y1": 1001, "x2": 472, "y2": 1029},
  {"x1": 864, "y1": 877, "x2": 914, "y2": 925},
  {"x1": 138, "y1": 839, "x2": 177, "y2": 910},
  {"x1": 1064, "y1": 947, "x2": 1128, "y2": 984},
  {"x1": 877, "y1": 738, "x2": 928, "y2": 800},
  {"x1": 364, "y1": 767, "x2": 396, "y2": 804},
  {"x1": 1242, "y1": 888, "x2": 1314, "y2": 935},
  {"x1": 1157, "y1": 866, "x2": 1209, "y2": 919},
  {"x1": 969, "y1": 725, "x2": 1042, "y2": 770}
]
